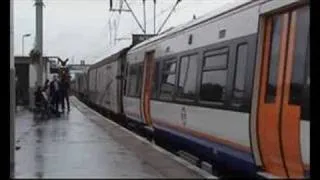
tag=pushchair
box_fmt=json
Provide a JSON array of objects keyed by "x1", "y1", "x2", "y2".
[
  {"x1": 48, "y1": 94, "x2": 61, "y2": 118},
  {"x1": 34, "y1": 87, "x2": 50, "y2": 120}
]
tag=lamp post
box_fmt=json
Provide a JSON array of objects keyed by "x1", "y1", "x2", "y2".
[{"x1": 22, "y1": 33, "x2": 31, "y2": 56}]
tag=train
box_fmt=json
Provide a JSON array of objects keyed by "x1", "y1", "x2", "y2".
[{"x1": 71, "y1": 0, "x2": 310, "y2": 178}]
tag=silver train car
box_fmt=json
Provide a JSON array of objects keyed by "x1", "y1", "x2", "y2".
[{"x1": 72, "y1": 0, "x2": 310, "y2": 178}]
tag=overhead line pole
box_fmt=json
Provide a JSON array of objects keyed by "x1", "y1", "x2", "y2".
[
  {"x1": 109, "y1": 18, "x2": 112, "y2": 46},
  {"x1": 113, "y1": 19, "x2": 117, "y2": 45},
  {"x1": 119, "y1": 0, "x2": 124, "y2": 14},
  {"x1": 154, "y1": 0, "x2": 156, "y2": 34},
  {"x1": 143, "y1": 0, "x2": 146, "y2": 34}
]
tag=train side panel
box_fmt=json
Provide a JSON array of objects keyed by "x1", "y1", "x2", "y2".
[
  {"x1": 97, "y1": 60, "x2": 121, "y2": 114},
  {"x1": 123, "y1": 97, "x2": 142, "y2": 123},
  {"x1": 88, "y1": 68, "x2": 97, "y2": 104},
  {"x1": 151, "y1": 100, "x2": 253, "y2": 159}
]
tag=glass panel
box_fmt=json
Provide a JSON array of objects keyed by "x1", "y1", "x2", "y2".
[
  {"x1": 127, "y1": 65, "x2": 138, "y2": 96},
  {"x1": 160, "y1": 73, "x2": 176, "y2": 100},
  {"x1": 233, "y1": 44, "x2": 248, "y2": 100},
  {"x1": 163, "y1": 61, "x2": 176, "y2": 73},
  {"x1": 200, "y1": 69, "x2": 227, "y2": 102},
  {"x1": 298, "y1": 6, "x2": 310, "y2": 121},
  {"x1": 265, "y1": 15, "x2": 282, "y2": 103},
  {"x1": 177, "y1": 54, "x2": 198, "y2": 98},
  {"x1": 136, "y1": 64, "x2": 143, "y2": 97},
  {"x1": 289, "y1": 6, "x2": 310, "y2": 106},
  {"x1": 301, "y1": 61, "x2": 309, "y2": 121},
  {"x1": 160, "y1": 60, "x2": 177, "y2": 100},
  {"x1": 204, "y1": 53, "x2": 227, "y2": 68},
  {"x1": 127, "y1": 64, "x2": 142, "y2": 97},
  {"x1": 178, "y1": 56, "x2": 188, "y2": 89},
  {"x1": 152, "y1": 62, "x2": 160, "y2": 98}
]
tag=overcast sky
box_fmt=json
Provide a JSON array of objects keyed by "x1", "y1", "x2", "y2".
[{"x1": 14, "y1": 0, "x2": 249, "y2": 64}]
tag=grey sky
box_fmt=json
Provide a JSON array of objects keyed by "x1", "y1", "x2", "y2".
[{"x1": 14, "y1": 0, "x2": 248, "y2": 64}]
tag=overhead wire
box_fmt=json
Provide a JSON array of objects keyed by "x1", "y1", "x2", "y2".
[{"x1": 44, "y1": 0, "x2": 238, "y2": 63}]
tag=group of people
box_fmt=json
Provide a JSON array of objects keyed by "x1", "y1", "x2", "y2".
[{"x1": 35, "y1": 74, "x2": 70, "y2": 117}]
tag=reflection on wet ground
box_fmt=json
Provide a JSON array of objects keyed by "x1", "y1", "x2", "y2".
[{"x1": 14, "y1": 97, "x2": 208, "y2": 178}]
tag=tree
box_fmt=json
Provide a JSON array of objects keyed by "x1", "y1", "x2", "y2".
[{"x1": 29, "y1": 48, "x2": 41, "y2": 64}]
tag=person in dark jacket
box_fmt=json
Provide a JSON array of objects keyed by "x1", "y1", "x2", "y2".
[
  {"x1": 60, "y1": 77, "x2": 70, "y2": 112},
  {"x1": 43, "y1": 79, "x2": 49, "y2": 92},
  {"x1": 50, "y1": 75, "x2": 60, "y2": 113},
  {"x1": 34, "y1": 85, "x2": 43, "y2": 110}
]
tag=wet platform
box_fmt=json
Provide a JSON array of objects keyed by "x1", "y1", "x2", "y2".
[{"x1": 14, "y1": 96, "x2": 216, "y2": 178}]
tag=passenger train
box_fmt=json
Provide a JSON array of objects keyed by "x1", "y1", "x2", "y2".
[{"x1": 71, "y1": 0, "x2": 310, "y2": 178}]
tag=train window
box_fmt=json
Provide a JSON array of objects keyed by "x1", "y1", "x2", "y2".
[
  {"x1": 204, "y1": 54, "x2": 227, "y2": 69},
  {"x1": 137, "y1": 64, "x2": 143, "y2": 97},
  {"x1": 289, "y1": 6, "x2": 309, "y2": 106},
  {"x1": 160, "y1": 60, "x2": 177, "y2": 100},
  {"x1": 301, "y1": 61, "x2": 309, "y2": 121},
  {"x1": 95, "y1": 70, "x2": 98, "y2": 91},
  {"x1": 290, "y1": 7, "x2": 309, "y2": 121},
  {"x1": 200, "y1": 70, "x2": 227, "y2": 103},
  {"x1": 265, "y1": 15, "x2": 282, "y2": 103},
  {"x1": 200, "y1": 51, "x2": 228, "y2": 103},
  {"x1": 127, "y1": 64, "x2": 143, "y2": 97},
  {"x1": 127, "y1": 65, "x2": 137, "y2": 96},
  {"x1": 152, "y1": 62, "x2": 160, "y2": 98},
  {"x1": 177, "y1": 54, "x2": 198, "y2": 99},
  {"x1": 232, "y1": 43, "x2": 248, "y2": 103},
  {"x1": 163, "y1": 60, "x2": 176, "y2": 73},
  {"x1": 123, "y1": 64, "x2": 129, "y2": 96}
]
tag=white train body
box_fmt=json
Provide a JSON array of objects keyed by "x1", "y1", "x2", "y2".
[
  {"x1": 72, "y1": 0, "x2": 309, "y2": 178},
  {"x1": 123, "y1": 0, "x2": 309, "y2": 178}
]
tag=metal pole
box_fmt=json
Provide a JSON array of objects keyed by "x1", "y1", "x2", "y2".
[
  {"x1": 35, "y1": 0, "x2": 44, "y2": 85},
  {"x1": 143, "y1": 0, "x2": 146, "y2": 34},
  {"x1": 114, "y1": 19, "x2": 117, "y2": 45},
  {"x1": 109, "y1": 19, "x2": 112, "y2": 46},
  {"x1": 154, "y1": 0, "x2": 156, "y2": 34},
  {"x1": 10, "y1": 0, "x2": 15, "y2": 177},
  {"x1": 110, "y1": 0, "x2": 113, "y2": 11}
]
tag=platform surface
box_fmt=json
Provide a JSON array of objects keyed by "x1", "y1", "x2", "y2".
[{"x1": 14, "y1": 96, "x2": 215, "y2": 178}]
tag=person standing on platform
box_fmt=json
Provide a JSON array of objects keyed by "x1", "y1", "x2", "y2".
[
  {"x1": 43, "y1": 79, "x2": 50, "y2": 96},
  {"x1": 60, "y1": 76, "x2": 70, "y2": 112},
  {"x1": 50, "y1": 75, "x2": 60, "y2": 113}
]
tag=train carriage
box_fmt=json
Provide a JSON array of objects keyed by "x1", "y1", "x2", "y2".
[
  {"x1": 123, "y1": 0, "x2": 309, "y2": 178},
  {"x1": 78, "y1": 71, "x2": 88, "y2": 100},
  {"x1": 87, "y1": 48, "x2": 129, "y2": 115}
]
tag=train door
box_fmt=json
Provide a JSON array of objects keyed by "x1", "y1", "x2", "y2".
[
  {"x1": 256, "y1": 4, "x2": 309, "y2": 178},
  {"x1": 141, "y1": 51, "x2": 155, "y2": 126}
]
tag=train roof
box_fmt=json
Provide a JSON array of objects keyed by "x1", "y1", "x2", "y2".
[
  {"x1": 128, "y1": 0, "x2": 259, "y2": 53},
  {"x1": 88, "y1": 47, "x2": 131, "y2": 71}
]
